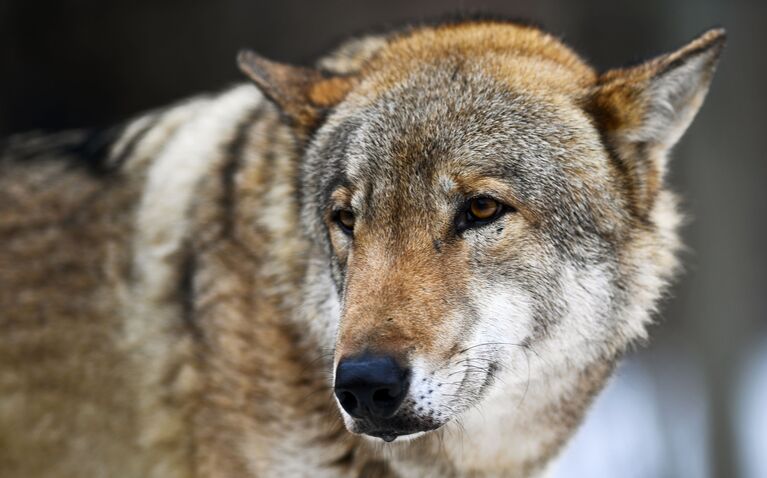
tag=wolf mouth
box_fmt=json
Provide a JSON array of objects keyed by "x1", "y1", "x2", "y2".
[
  {"x1": 366, "y1": 425, "x2": 439, "y2": 443},
  {"x1": 353, "y1": 360, "x2": 500, "y2": 443},
  {"x1": 368, "y1": 430, "x2": 412, "y2": 443},
  {"x1": 353, "y1": 410, "x2": 444, "y2": 442}
]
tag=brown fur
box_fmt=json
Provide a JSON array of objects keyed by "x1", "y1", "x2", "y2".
[{"x1": 0, "y1": 20, "x2": 724, "y2": 477}]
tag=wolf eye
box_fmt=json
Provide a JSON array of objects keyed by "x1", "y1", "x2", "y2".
[
  {"x1": 334, "y1": 209, "x2": 355, "y2": 235},
  {"x1": 457, "y1": 196, "x2": 507, "y2": 232},
  {"x1": 469, "y1": 197, "x2": 501, "y2": 220}
]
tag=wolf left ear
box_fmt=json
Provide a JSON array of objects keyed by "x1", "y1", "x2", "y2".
[
  {"x1": 237, "y1": 50, "x2": 356, "y2": 138},
  {"x1": 587, "y1": 28, "x2": 725, "y2": 215}
]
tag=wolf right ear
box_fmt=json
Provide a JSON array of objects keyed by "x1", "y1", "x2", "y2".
[
  {"x1": 237, "y1": 50, "x2": 356, "y2": 139},
  {"x1": 587, "y1": 28, "x2": 725, "y2": 216}
]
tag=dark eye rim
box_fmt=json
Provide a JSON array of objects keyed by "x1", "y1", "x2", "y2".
[
  {"x1": 456, "y1": 196, "x2": 511, "y2": 233},
  {"x1": 332, "y1": 208, "x2": 355, "y2": 236}
]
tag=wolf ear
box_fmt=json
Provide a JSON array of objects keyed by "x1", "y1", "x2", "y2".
[
  {"x1": 587, "y1": 28, "x2": 725, "y2": 216},
  {"x1": 237, "y1": 50, "x2": 356, "y2": 138}
]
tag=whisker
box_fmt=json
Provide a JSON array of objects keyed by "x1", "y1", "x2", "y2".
[{"x1": 455, "y1": 341, "x2": 526, "y2": 356}]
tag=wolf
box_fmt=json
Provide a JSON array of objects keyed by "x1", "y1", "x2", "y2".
[{"x1": 0, "y1": 18, "x2": 724, "y2": 478}]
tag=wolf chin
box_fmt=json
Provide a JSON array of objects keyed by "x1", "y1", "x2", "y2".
[{"x1": 0, "y1": 19, "x2": 724, "y2": 478}]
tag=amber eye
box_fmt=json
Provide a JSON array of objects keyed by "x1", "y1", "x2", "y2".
[
  {"x1": 334, "y1": 209, "x2": 355, "y2": 235},
  {"x1": 469, "y1": 197, "x2": 501, "y2": 221},
  {"x1": 457, "y1": 196, "x2": 507, "y2": 233}
]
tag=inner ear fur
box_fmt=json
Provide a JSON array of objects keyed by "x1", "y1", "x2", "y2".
[
  {"x1": 237, "y1": 50, "x2": 356, "y2": 139},
  {"x1": 587, "y1": 28, "x2": 726, "y2": 217}
]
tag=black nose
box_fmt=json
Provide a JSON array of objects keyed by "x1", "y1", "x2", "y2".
[{"x1": 334, "y1": 355, "x2": 409, "y2": 420}]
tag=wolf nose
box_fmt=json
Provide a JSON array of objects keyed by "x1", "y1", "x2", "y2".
[{"x1": 334, "y1": 355, "x2": 409, "y2": 420}]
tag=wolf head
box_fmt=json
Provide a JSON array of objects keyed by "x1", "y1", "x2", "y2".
[{"x1": 239, "y1": 21, "x2": 724, "y2": 442}]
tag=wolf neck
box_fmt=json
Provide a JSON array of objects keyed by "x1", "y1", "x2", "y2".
[{"x1": 123, "y1": 84, "x2": 318, "y2": 475}]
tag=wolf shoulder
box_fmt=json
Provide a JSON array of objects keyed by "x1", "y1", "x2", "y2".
[{"x1": 0, "y1": 85, "x2": 275, "y2": 477}]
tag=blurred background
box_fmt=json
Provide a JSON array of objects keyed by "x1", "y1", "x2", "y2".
[{"x1": 1, "y1": 1, "x2": 764, "y2": 476}]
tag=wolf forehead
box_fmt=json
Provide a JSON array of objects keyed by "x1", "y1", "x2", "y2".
[{"x1": 303, "y1": 36, "x2": 626, "y2": 247}]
